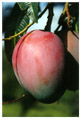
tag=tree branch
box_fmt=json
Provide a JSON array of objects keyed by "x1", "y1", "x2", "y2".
[
  {"x1": 2, "y1": 4, "x2": 48, "y2": 41},
  {"x1": 54, "y1": 2, "x2": 73, "y2": 33},
  {"x1": 2, "y1": 22, "x2": 33, "y2": 40},
  {"x1": 44, "y1": 3, "x2": 54, "y2": 31},
  {"x1": 3, "y1": 94, "x2": 28, "y2": 105}
]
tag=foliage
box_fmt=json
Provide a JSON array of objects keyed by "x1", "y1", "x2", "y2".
[
  {"x1": 3, "y1": 2, "x2": 79, "y2": 64},
  {"x1": 4, "y1": 2, "x2": 38, "y2": 64},
  {"x1": 2, "y1": 2, "x2": 79, "y2": 117}
]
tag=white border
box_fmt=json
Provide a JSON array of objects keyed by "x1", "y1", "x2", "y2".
[
  {"x1": 0, "y1": 0, "x2": 2, "y2": 119},
  {"x1": 1, "y1": 0, "x2": 80, "y2": 2},
  {"x1": 1, "y1": 0, "x2": 81, "y2": 120}
]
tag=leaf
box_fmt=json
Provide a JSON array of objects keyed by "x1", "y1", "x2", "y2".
[
  {"x1": 17, "y1": 2, "x2": 38, "y2": 22},
  {"x1": 14, "y1": 14, "x2": 29, "y2": 46},
  {"x1": 75, "y1": 17, "x2": 79, "y2": 33},
  {"x1": 4, "y1": 4, "x2": 29, "y2": 65},
  {"x1": 3, "y1": 3, "x2": 20, "y2": 34},
  {"x1": 4, "y1": 2, "x2": 38, "y2": 64},
  {"x1": 17, "y1": 2, "x2": 30, "y2": 10},
  {"x1": 26, "y1": 2, "x2": 38, "y2": 23},
  {"x1": 4, "y1": 3, "x2": 22, "y2": 65}
]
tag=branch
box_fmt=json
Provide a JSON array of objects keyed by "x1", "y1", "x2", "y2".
[
  {"x1": 2, "y1": 22, "x2": 33, "y2": 40},
  {"x1": 2, "y1": 4, "x2": 48, "y2": 41},
  {"x1": 3, "y1": 94, "x2": 28, "y2": 105},
  {"x1": 54, "y1": 2, "x2": 71, "y2": 33},
  {"x1": 63, "y1": 2, "x2": 71, "y2": 27},
  {"x1": 54, "y1": 23, "x2": 62, "y2": 33},
  {"x1": 38, "y1": 4, "x2": 48, "y2": 19},
  {"x1": 44, "y1": 3, "x2": 54, "y2": 31}
]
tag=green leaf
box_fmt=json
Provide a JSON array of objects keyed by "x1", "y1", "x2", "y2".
[
  {"x1": 75, "y1": 17, "x2": 79, "y2": 33},
  {"x1": 4, "y1": 4, "x2": 29, "y2": 65},
  {"x1": 26, "y1": 2, "x2": 38, "y2": 23},
  {"x1": 4, "y1": 3, "x2": 21, "y2": 65},
  {"x1": 17, "y1": 2, "x2": 38, "y2": 23},
  {"x1": 17, "y1": 2, "x2": 30, "y2": 10},
  {"x1": 14, "y1": 14, "x2": 29, "y2": 46},
  {"x1": 4, "y1": 2, "x2": 38, "y2": 64}
]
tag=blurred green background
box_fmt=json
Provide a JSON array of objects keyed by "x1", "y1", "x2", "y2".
[{"x1": 2, "y1": 48, "x2": 79, "y2": 117}]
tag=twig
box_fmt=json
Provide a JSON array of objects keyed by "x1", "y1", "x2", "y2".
[
  {"x1": 54, "y1": 23, "x2": 62, "y2": 33},
  {"x1": 54, "y1": 2, "x2": 72, "y2": 33},
  {"x1": 2, "y1": 4, "x2": 48, "y2": 41},
  {"x1": 38, "y1": 4, "x2": 48, "y2": 19},
  {"x1": 44, "y1": 3, "x2": 54, "y2": 31},
  {"x1": 63, "y1": 2, "x2": 72, "y2": 27},
  {"x1": 71, "y1": 29, "x2": 79, "y2": 39},
  {"x1": 2, "y1": 22, "x2": 33, "y2": 40},
  {"x1": 3, "y1": 94, "x2": 28, "y2": 105}
]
